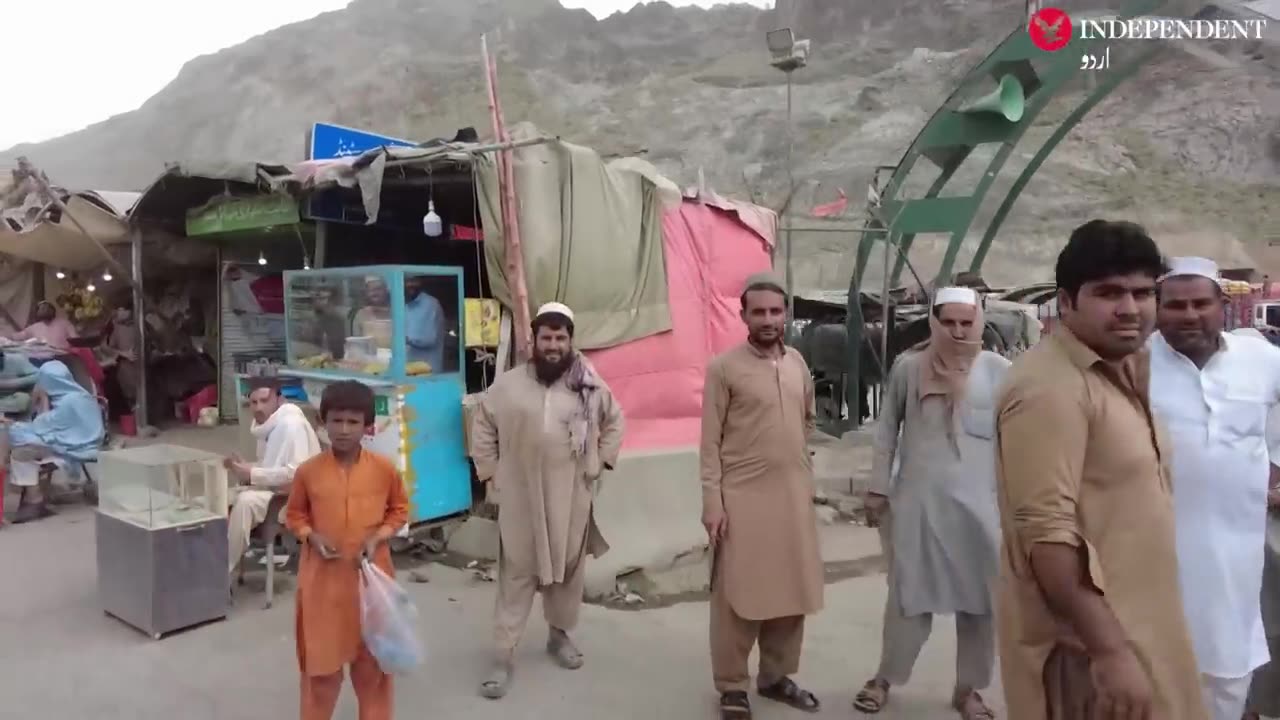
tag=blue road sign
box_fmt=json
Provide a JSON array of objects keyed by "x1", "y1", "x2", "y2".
[
  {"x1": 308, "y1": 122, "x2": 416, "y2": 161},
  {"x1": 306, "y1": 123, "x2": 418, "y2": 225}
]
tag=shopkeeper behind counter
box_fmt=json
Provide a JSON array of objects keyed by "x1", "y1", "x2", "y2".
[{"x1": 352, "y1": 275, "x2": 446, "y2": 373}]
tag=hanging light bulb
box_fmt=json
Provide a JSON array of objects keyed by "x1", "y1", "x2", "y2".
[
  {"x1": 257, "y1": 251, "x2": 267, "y2": 266},
  {"x1": 302, "y1": 257, "x2": 311, "y2": 270},
  {"x1": 102, "y1": 270, "x2": 113, "y2": 282},
  {"x1": 86, "y1": 283, "x2": 96, "y2": 293},
  {"x1": 55, "y1": 270, "x2": 66, "y2": 280},
  {"x1": 422, "y1": 200, "x2": 443, "y2": 238}
]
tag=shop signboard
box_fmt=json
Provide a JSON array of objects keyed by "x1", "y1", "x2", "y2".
[
  {"x1": 307, "y1": 122, "x2": 419, "y2": 227},
  {"x1": 186, "y1": 195, "x2": 299, "y2": 236}
]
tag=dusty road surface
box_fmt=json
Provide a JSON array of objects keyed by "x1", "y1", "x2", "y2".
[{"x1": 0, "y1": 495, "x2": 1005, "y2": 720}]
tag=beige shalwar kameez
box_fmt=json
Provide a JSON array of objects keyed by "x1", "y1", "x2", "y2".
[
  {"x1": 995, "y1": 325, "x2": 1206, "y2": 719},
  {"x1": 700, "y1": 342, "x2": 824, "y2": 693},
  {"x1": 470, "y1": 360, "x2": 625, "y2": 655}
]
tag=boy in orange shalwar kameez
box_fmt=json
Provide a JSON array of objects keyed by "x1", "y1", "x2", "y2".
[{"x1": 286, "y1": 380, "x2": 410, "y2": 720}]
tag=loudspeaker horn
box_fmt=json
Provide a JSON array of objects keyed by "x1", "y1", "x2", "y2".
[{"x1": 958, "y1": 75, "x2": 1026, "y2": 122}]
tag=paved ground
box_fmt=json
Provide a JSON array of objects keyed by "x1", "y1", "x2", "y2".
[{"x1": 0, "y1": 424, "x2": 1008, "y2": 719}]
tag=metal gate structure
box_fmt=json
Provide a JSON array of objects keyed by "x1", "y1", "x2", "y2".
[{"x1": 842, "y1": 0, "x2": 1211, "y2": 431}]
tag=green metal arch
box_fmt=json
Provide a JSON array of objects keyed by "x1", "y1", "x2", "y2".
[{"x1": 841, "y1": 0, "x2": 1177, "y2": 432}]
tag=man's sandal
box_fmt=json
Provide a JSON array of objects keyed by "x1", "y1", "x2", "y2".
[
  {"x1": 952, "y1": 689, "x2": 996, "y2": 720},
  {"x1": 719, "y1": 690, "x2": 752, "y2": 718},
  {"x1": 478, "y1": 664, "x2": 511, "y2": 700},
  {"x1": 853, "y1": 678, "x2": 889, "y2": 713},
  {"x1": 546, "y1": 636, "x2": 584, "y2": 670},
  {"x1": 758, "y1": 677, "x2": 821, "y2": 713}
]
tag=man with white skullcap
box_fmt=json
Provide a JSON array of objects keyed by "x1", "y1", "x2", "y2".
[
  {"x1": 855, "y1": 286, "x2": 1009, "y2": 718},
  {"x1": 470, "y1": 301, "x2": 625, "y2": 700},
  {"x1": 1149, "y1": 256, "x2": 1280, "y2": 720}
]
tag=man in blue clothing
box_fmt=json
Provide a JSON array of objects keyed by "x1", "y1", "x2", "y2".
[{"x1": 404, "y1": 276, "x2": 447, "y2": 373}]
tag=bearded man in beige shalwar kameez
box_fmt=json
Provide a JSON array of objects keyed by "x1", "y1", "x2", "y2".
[
  {"x1": 700, "y1": 272, "x2": 824, "y2": 720},
  {"x1": 470, "y1": 302, "x2": 625, "y2": 700}
]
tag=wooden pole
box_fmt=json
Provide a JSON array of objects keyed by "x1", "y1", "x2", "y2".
[{"x1": 481, "y1": 35, "x2": 533, "y2": 362}]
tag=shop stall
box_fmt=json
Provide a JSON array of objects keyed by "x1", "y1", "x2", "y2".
[{"x1": 238, "y1": 264, "x2": 471, "y2": 525}]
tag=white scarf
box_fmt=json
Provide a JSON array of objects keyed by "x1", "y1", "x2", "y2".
[{"x1": 249, "y1": 403, "x2": 321, "y2": 487}]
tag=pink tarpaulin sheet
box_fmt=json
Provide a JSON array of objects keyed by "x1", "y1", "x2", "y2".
[{"x1": 584, "y1": 197, "x2": 775, "y2": 450}]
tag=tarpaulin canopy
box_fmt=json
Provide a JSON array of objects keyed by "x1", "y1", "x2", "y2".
[{"x1": 0, "y1": 195, "x2": 131, "y2": 271}]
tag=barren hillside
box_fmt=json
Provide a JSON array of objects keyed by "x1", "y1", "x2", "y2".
[{"x1": 4, "y1": 0, "x2": 1277, "y2": 286}]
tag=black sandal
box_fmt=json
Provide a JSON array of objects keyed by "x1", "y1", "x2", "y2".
[
  {"x1": 719, "y1": 690, "x2": 752, "y2": 718},
  {"x1": 758, "y1": 677, "x2": 820, "y2": 713}
]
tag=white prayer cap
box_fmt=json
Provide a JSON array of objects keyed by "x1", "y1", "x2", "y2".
[
  {"x1": 933, "y1": 286, "x2": 978, "y2": 307},
  {"x1": 536, "y1": 302, "x2": 574, "y2": 322},
  {"x1": 1160, "y1": 256, "x2": 1220, "y2": 283}
]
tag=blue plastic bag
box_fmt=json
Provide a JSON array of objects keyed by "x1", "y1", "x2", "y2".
[{"x1": 359, "y1": 559, "x2": 424, "y2": 675}]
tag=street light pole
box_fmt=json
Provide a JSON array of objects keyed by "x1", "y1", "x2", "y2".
[
  {"x1": 784, "y1": 70, "x2": 794, "y2": 315},
  {"x1": 765, "y1": 27, "x2": 809, "y2": 322}
]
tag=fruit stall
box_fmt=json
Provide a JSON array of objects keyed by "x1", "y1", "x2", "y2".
[{"x1": 237, "y1": 264, "x2": 472, "y2": 526}]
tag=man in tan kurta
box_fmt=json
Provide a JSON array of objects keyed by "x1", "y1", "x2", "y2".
[
  {"x1": 995, "y1": 219, "x2": 1205, "y2": 719},
  {"x1": 700, "y1": 273, "x2": 823, "y2": 719},
  {"x1": 470, "y1": 302, "x2": 625, "y2": 700}
]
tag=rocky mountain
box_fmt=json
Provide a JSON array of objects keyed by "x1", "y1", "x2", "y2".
[{"x1": 4, "y1": 0, "x2": 1277, "y2": 287}]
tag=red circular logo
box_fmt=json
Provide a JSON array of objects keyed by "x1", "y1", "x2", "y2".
[{"x1": 1028, "y1": 7, "x2": 1073, "y2": 52}]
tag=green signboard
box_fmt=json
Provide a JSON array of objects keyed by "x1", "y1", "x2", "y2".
[
  {"x1": 374, "y1": 394, "x2": 389, "y2": 417},
  {"x1": 186, "y1": 194, "x2": 300, "y2": 236}
]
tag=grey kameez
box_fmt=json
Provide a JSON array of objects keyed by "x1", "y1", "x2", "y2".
[{"x1": 871, "y1": 349, "x2": 1010, "y2": 617}]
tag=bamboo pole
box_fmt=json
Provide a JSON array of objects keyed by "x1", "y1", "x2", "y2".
[{"x1": 482, "y1": 34, "x2": 533, "y2": 362}]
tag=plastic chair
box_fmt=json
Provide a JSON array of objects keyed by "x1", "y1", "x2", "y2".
[{"x1": 236, "y1": 492, "x2": 296, "y2": 609}]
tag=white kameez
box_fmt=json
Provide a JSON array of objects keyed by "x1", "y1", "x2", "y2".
[{"x1": 1150, "y1": 331, "x2": 1280, "y2": 683}]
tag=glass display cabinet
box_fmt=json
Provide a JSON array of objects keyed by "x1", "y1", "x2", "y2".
[
  {"x1": 95, "y1": 444, "x2": 230, "y2": 639},
  {"x1": 271, "y1": 265, "x2": 472, "y2": 525}
]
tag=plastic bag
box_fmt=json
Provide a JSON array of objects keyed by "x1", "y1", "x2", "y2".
[{"x1": 359, "y1": 559, "x2": 425, "y2": 675}]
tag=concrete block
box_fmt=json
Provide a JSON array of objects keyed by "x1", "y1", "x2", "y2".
[
  {"x1": 585, "y1": 446, "x2": 705, "y2": 599},
  {"x1": 446, "y1": 516, "x2": 499, "y2": 561}
]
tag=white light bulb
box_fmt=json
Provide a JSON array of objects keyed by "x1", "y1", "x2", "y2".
[
  {"x1": 257, "y1": 251, "x2": 267, "y2": 266},
  {"x1": 303, "y1": 260, "x2": 311, "y2": 270},
  {"x1": 86, "y1": 283, "x2": 96, "y2": 292},
  {"x1": 55, "y1": 270, "x2": 66, "y2": 280},
  {"x1": 102, "y1": 271, "x2": 112, "y2": 282},
  {"x1": 422, "y1": 200, "x2": 443, "y2": 238}
]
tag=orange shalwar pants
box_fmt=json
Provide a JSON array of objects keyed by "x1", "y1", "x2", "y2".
[{"x1": 299, "y1": 644, "x2": 392, "y2": 720}]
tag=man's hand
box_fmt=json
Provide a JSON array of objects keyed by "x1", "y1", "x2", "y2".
[
  {"x1": 227, "y1": 460, "x2": 253, "y2": 485},
  {"x1": 864, "y1": 492, "x2": 888, "y2": 528},
  {"x1": 307, "y1": 533, "x2": 339, "y2": 560},
  {"x1": 362, "y1": 533, "x2": 385, "y2": 561},
  {"x1": 702, "y1": 505, "x2": 727, "y2": 545},
  {"x1": 1090, "y1": 645, "x2": 1153, "y2": 719}
]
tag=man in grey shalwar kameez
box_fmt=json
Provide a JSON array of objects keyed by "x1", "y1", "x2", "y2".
[{"x1": 855, "y1": 287, "x2": 1010, "y2": 719}]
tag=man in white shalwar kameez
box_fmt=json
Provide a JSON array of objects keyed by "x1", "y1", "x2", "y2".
[
  {"x1": 856, "y1": 287, "x2": 1010, "y2": 719},
  {"x1": 225, "y1": 379, "x2": 321, "y2": 574},
  {"x1": 1149, "y1": 257, "x2": 1280, "y2": 720}
]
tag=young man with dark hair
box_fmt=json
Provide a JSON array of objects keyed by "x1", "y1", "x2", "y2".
[
  {"x1": 1149, "y1": 257, "x2": 1280, "y2": 720},
  {"x1": 995, "y1": 219, "x2": 1206, "y2": 719},
  {"x1": 471, "y1": 302, "x2": 625, "y2": 700},
  {"x1": 285, "y1": 380, "x2": 409, "y2": 720},
  {"x1": 701, "y1": 272, "x2": 823, "y2": 719}
]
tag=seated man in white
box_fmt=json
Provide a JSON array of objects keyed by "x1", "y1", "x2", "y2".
[{"x1": 225, "y1": 379, "x2": 320, "y2": 574}]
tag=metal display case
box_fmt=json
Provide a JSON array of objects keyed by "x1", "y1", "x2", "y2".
[
  {"x1": 275, "y1": 265, "x2": 472, "y2": 525},
  {"x1": 95, "y1": 444, "x2": 230, "y2": 639}
]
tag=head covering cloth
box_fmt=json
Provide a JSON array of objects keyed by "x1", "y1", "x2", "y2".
[{"x1": 918, "y1": 287, "x2": 984, "y2": 452}]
